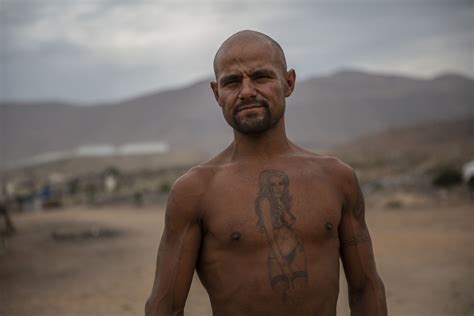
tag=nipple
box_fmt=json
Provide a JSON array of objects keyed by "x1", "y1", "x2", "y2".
[
  {"x1": 325, "y1": 222, "x2": 333, "y2": 231},
  {"x1": 231, "y1": 231, "x2": 241, "y2": 241}
]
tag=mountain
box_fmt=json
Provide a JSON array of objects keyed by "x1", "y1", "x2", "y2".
[
  {"x1": 330, "y1": 118, "x2": 473, "y2": 180},
  {"x1": 1, "y1": 69, "x2": 472, "y2": 166}
]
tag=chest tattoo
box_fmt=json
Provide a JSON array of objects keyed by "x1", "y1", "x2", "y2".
[{"x1": 254, "y1": 169, "x2": 309, "y2": 297}]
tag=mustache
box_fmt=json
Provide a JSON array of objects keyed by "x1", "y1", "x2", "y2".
[{"x1": 233, "y1": 99, "x2": 269, "y2": 114}]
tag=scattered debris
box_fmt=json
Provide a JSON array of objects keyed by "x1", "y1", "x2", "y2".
[
  {"x1": 385, "y1": 200, "x2": 403, "y2": 209},
  {"x1": 51, "y1": 227, "x2": 122, "y2": 242}
]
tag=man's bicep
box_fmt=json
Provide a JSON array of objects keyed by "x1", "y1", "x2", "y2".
[
  {"x1": 158, "y1": 195, "x2": 202, "y2": 293},
  {"x1": 339, "y1": 182, "x2": 371, "y2": 251},
  {"x1": 338, "y1": 168, "x2": 387, "y2": 314},
  {"x1": 146, "y1": 178, "x2": 203, "y2": 315},
  {"x1": 339, "y1": 172, "x2": 378, "y2": 290}
]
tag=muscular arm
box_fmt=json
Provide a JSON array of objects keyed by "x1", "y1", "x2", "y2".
[
  {"x1": 339, "y1": 169, "x2": 387, "y2": 316},
  {"x1": 145, "y1": 172, "x2": 203, "y2": 316}
]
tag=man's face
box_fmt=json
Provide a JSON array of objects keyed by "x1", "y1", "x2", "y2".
[{"x1": 211, "y1": 40, "x2": 295, "y2": 134}]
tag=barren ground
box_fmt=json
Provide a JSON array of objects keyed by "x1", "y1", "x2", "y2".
[{"x1": 0, "y1": 196, "x2": 472, "y2": 316}]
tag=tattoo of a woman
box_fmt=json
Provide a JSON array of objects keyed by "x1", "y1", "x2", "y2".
[{"x1": 255, "y1": 169, "x2": 308, "y2": 295}]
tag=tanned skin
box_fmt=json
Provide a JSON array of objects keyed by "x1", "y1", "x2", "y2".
[{"x1": 145, "y1": 30, "x2": 387, "y2": 316}]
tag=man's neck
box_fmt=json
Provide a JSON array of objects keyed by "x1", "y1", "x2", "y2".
[{"x1": 229, "y1": 119, "x2": 294, "y2": 162}]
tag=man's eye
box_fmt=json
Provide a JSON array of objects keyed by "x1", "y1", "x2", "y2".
[
  {"x1": 223, "y1": 80, "x2": 238, "y2": 86},
  {"x1": 254, "y1": 75, "x2": 270, "y2": 81}
]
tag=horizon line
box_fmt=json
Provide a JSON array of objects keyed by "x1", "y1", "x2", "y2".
[{"x1": 1, "y1": 67, "x2": 472, "y2": 106}]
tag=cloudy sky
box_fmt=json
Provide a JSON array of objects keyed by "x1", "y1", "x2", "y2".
[{"x1": 1, "y1": 0, "x2": 472, "y2": 103}]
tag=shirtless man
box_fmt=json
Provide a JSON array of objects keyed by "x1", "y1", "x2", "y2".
[{"x1": 145, "y1": 30, "x2": 387, "y2": 315}]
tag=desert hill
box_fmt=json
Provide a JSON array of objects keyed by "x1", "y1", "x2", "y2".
[
  {"x1": 330, "y1": 118, "x2": 473, "y2": 186},
  {"x1": 1, "y1": 69, "x2": 472, "y2": 166}
]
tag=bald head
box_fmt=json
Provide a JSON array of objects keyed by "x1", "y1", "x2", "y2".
[{"x1": 213, "y1": 30, "x2": 288, "y2": 78}]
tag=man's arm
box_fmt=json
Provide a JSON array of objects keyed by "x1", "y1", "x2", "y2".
[
  {"x1": 339, "y1": 168, "x2": 387, "y2": 316},
  {"x1": 145, "y1": 171, "x2": 203, "y2": 316}
]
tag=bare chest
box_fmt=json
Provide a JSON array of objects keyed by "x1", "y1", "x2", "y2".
[{"x1": 200, "y1": 170, "x2": 343, "y2": 251}]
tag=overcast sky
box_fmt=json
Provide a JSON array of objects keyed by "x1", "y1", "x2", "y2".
[{"x1": 1, "y1": 0, "x2": 472, "y2": 104}]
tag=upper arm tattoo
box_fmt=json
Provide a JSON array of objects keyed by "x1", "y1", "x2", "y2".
[
  {"x1": 340, "y1": 234, "x2": 370, "y2": 249},
  {"x1": 340, "y1": 174, "x2": 370, "y2": 250}
]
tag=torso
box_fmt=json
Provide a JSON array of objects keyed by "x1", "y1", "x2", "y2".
[{"x1": 193, "y1": 151, "x2": 347, "y2": 315}]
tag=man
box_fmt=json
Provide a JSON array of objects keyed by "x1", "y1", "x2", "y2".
[{"x1": 146, "y1": 30, "x2": 387, "y2": 315}]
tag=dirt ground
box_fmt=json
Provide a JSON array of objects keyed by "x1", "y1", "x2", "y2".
[{"x1": 0, "y1": 196, "x2": 472, "y2": 316}]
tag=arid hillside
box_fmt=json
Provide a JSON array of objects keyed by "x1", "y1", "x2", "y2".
[
  {"x1": 2, "y1": 70, "x2": 472, "y2": 164},
  {"x1": 330, "y1": 118, "x2": 473, "y2": 181}
]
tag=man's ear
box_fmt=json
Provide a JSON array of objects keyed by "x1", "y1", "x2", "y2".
[
  {"x1": 285, "y1": 69, "x2": 296, "y2": 97},
  {"x1": 210, "y1": 81, "x2": 220, "y2": 105}
]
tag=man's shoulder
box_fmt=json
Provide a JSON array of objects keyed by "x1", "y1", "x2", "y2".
[
  {"x1": 293, "y1": 147, "x2": 357, "y2": 188},
  {"x1": 171, "y1": 164, "x2": 216, "y2": 196},
  {"x1": 171, "y1": 150, "x2": 230, "y2": 193},
  {"x1": 165, "y1": 164, "x2": 217, "y2": 220},
  {"x1": 293, "y1": 148, "x2": 355, "y2": 178},
  {"x1": 295, "y1": 151, "x2": 360, "y2": 208}
]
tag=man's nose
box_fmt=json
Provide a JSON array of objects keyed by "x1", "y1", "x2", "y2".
[{"x1": 239, "y1": 78, "x2": 257, "y2": 99}]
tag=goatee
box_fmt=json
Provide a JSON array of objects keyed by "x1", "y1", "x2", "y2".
[{"x1": 232, "y1": 99, "x2": 281, "y2": 134}]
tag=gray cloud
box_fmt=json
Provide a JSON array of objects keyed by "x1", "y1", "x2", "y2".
[{"x1": 1, "y1": 1, "x2": 472, "y2": 103}]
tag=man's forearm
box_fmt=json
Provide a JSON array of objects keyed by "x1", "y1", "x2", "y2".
[
  {"x1": 348, "y1": 277, "x2": 387, "y2": 316},
  {"x1": 145, "y1": 294, "x2": 185, "y2": 316}
]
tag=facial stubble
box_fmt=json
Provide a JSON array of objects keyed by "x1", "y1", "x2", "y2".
[{"x1": 231, "y1": 100, "x2": 285, "y2": 134}]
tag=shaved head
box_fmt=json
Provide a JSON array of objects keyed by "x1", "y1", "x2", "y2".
[
  {"x1": 213, "y1": 30, "x2": 288, "y2": 78},
  {"x1": 210, "y1": 30, "x2": 296, "y2": 135}
]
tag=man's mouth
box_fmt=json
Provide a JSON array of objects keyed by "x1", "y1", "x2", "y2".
[{"x1": 235, "y1": 104, "x2": 264, "y2": 113}]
